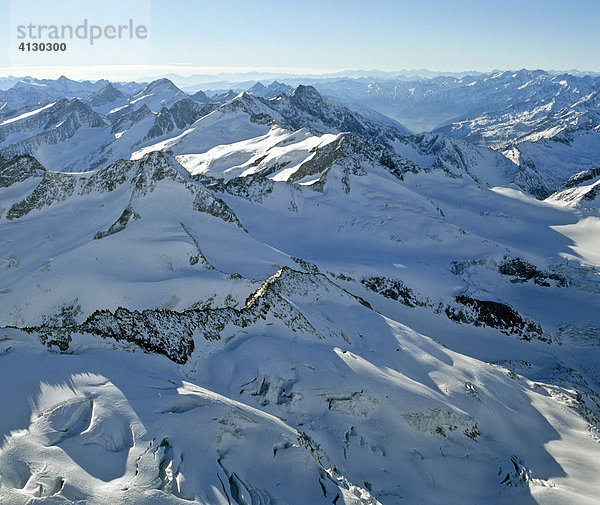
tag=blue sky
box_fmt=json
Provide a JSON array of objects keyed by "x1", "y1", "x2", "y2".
[{"x1": 1, "y1": 0, "x2": 599, "y2": 79}]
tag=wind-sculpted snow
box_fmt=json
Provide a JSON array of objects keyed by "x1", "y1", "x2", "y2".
[
  {"x1": 2, "y1": 291, "x2": 599, "y2": 503},
  {"x1": 180, "y1": 129, "x2": 424, "y2": 191}
]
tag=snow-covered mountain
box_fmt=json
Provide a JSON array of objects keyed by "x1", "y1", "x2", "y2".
[
  {"x1": 546, "y1": 166, "x2": 600, "y2": 209},
  {"x1": 308, "y1": 70, "x2": 600, "y2": 194},
  {"x1": 0, "y1": 76, "x2": 145, "y2": 119},
  {"x1": 0, "y1": 81, "x2": 214, "y2": 172},
  {"x1": 119, "y1": 78, "x2": 189, "y2": 114},
  {"x1": 0, "y1": 98, "x2": 109, "y2": 170},
  {"x1": 502, "y1": 130, "x2": 600, "y2": 193},
  {"x1": 131, "y1": 86, "x2": 551, "y2": 197},
  {"x1": 190, "y1": 89, "x2": 210, "y2": 103},
  {"x1": 435, "y1": 87, "x2": 600, "y2": 148},
  {"x1": 83, "y1": 83, "x2": 129, "y2": 115},
  {"x1": 312, "y1": 69, "x2": 600, "y2": 133},
  {"x1": 1, "y1": 73, "x2": 600, "y2": 505},
  {"x1": 247, "y1": 80, "x2": 294, "y2": 99}
]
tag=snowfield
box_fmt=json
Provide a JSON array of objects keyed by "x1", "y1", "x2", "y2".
[{"x1": 0, "y1": 74, "x2": 599, "y2": 504}]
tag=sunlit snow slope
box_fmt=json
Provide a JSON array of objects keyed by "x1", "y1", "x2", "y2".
[{"x1": 1, "y1": 75, "x2": 600, "y2": 505}]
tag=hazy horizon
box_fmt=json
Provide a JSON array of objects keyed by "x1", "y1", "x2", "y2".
[
  {"x1": 1, "y1": 66, "x2": 599, "y2": 86},
  {"x1": 1, "y1": 0, "x2": 599, "y2": 82}
]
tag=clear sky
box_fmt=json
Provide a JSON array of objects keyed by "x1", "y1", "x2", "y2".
[{"x1": 0, "y1": 0, "x2": 599, "y2": 79}]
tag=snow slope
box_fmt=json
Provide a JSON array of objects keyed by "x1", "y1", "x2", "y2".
[
  {"x1": 0, "y1": 74, "x2": 599, "y2": 505},
  {"x1": 1, "y1": 144, "x2": 600, "y2": 504}
]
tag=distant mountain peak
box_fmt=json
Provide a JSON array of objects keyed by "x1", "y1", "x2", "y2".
[
  {"x1": 145, "y1": 78, "x2": 180, "y2": 90},
  {"x1": 248, "y1": 82, "x2": 267, "y2": 93},
  {"x1": 292, "y1": 85, "x2": 323, "y2": 102},
  {"x1": 191, "y1": 89, "x2": 209, "y2": 103},
  {"x1": 247, "y1": 81, "x2": 293, "y2": 99}
]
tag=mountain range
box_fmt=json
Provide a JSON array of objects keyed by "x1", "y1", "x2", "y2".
[{"x1": 0, "y1": 71, "x2": 599, "y2": 505}]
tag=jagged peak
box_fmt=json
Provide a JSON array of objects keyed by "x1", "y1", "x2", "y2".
[
  {"x1": 208, "y1": 89, "x2": 239, "y2": 103},
  {"x1": 69, "y1": 97, "x2": 87, "y2": 107},
  {"x1": 112, "y1": 103, "x2": 155, "y2": 126},
  {"x1": 79, "y1": 150, "x2": 179, "y2": 184},
  {"x1": 218, "y1": 90, "x2": 269, "y2": 114},
  {"x1": 133, "y1": 150, "x2": 182, "y2": 175},
  {"x1": 61, "y1": 98, "x2": 107, "y2": 124},
  {"x1": 248, "y1": 81, "x2": 293, "y2": 99},
  {"x1": 244, "y1": 265, "x2": 373, "y2": 312},
  {"x1": 234, "y1": 91, "x2": 252, "y2": 100},
  {"x1": 191, "y1": 89, "x2": 210, "y2": 103},
  {"x1": 0, "y1": 152, "x2": 46, "y2": 171},
  {"x1": 291, "y1": 85, "x2": 324, "y2": 102},
  {"x1": 248, "y1": 82, "x2": 267, "y2": 92},
  {"x1": 133, "y1": 103, "x2": 153, "y2": 115},
  {"x1": 132, "y1": 151, "x2": 227, "y2": 194},
  {"x1": 92, "y1": 82, "x2": 125, "y2": 98},
  {"x1": 170, "y1": 96, "x2": 198, "y2": 107},
  {"x1": 53, "y1": 97, "x2": 71, "y2": 107}
]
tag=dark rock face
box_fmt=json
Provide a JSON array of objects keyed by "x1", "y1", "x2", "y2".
[
  {"x1": 2, "y1": 151, "x2": 244, "y2": 229},
  {"x1": 498, "y1": 257, "x2": 570, "y2": 287},
  {"x1": 146, "y1": 99, "x2": 214, "y2": 140},
  {"x1": 6, "y1": 171, "x2": 77, "y2": 220},
  {"x1": 84, "y1": 83, "x2": 126, "y2": 108},
  {"x1": 83, "y1": 308, "x2": 197, "y2": 364},
  {"x1": 13, "y1": 267, "x2": 377, "y2": 363},
  {"x1": 284, "y1": 132, "x2": 422, "y2": 191},
  {"x1": 196, "y1": 172, "x2": 276, "y2": 205},
  {"x1": 361, "y1": 276, "x2": 426, "y2": 308},
  {"x1": 562, "y1": 167, "x2": 600, "y2": 189},
  {"x1": 447, "y1": 295, "x2": 548, "y2": 342},
  {"x1": 21, "y1": 297, "x2": 253, "y2": 364},
  {"x1": 109, "y1": 103, "x2": 154, "y2": 128},
  {"x1": 94, "y1": 207, "x2": 140, "y2": 240},
  {"x1": 553, "y1": 166, "x2": 600, "y2": 204},
  {"x1": 0, "y1": 154, "x2": 45, "y2": 188},
  {"x1": 362, "y1": 273, "x2": 549, "y2": 342},
  {"x1": 275, "y1": 86, "x2": 405, "y2": 146}
]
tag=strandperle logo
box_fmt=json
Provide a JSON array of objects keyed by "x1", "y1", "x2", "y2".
[{"x1": 16, "y1": 19, "x2": 148, "y2": 45}]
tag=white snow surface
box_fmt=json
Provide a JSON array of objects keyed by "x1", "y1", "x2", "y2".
[
  {"x1": 0, "y1": 75, "x2": 600, "y2": 505},
  {"x1": 176, "y1": 128, "x2": 342, "y2": 182}
]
